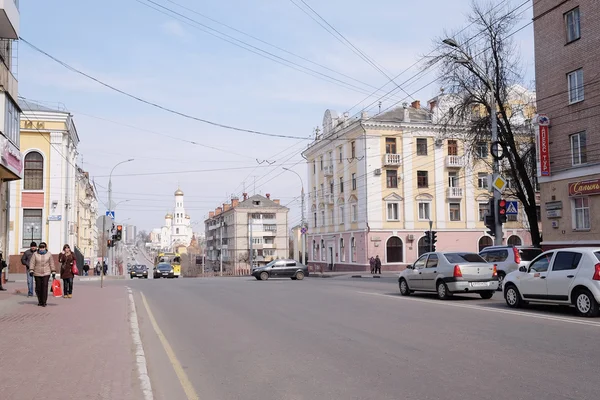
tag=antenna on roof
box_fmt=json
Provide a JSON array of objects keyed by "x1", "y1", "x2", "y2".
[{"x1": 378, "y1": 101, "x2": 382, "y2": 114}]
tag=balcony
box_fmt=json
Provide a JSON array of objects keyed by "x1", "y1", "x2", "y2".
[
  {"x1": 325, "y1": 193, "x2": 334, "y2": 205},
  {"x1": 0, "y1": 0, "x2": 20, "y2": 39},
  {"x1": 324, "y1": 165, "x2": 334, "y2": 176},
  {"x1": 383, "y1": 153, "x2": 402, "y2": 166},
  {"x1": 445, "y1": 155, "x2": 465, "y2": 168},
  {"x1": 263, "y1": 243, "x2": 276, "y2": 249},
  {"x1": 446, "y1": 187, "x2": 464, "y2": 198}
]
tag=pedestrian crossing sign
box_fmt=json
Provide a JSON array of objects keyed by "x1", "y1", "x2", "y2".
[{"x1": 506, "y1": 201, "x2": 518, "y2": 215}]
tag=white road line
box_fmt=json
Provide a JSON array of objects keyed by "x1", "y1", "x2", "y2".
[
  {"x1": 127, "y1": 287, "x2": 154, "y2": 400},
  {"x1": 357, "y1": 291, "x2": 600, "y2": 328}
]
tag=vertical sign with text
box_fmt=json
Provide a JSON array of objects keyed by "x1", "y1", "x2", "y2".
[{"x1": 538, "y1": 114, "x2": 551, "y2": 176}]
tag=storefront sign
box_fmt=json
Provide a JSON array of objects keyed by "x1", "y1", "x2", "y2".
[
  {"x1": 0, "y1": 137, "x2": 23, "y2": 178},
  {"x1": 568, "y1": 179, "x2": 600, "y2": 197},
  {"x1": 538, "y1": 114, "x2": 550, "y2": 176}
]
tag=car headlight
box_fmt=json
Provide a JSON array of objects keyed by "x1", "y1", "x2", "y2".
[{"x1": 170, "y1": 269, "x2": 174, "y2": 273}]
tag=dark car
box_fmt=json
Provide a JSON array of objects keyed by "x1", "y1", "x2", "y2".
[
  {"x1": 130, "y1": 265, "x2": 148, "y2": 279},
  {"x1": 154, "y1": 262, "x2": 174, "y2": 279},
  {"x1": 251, "y1": 259, "x2": 308, "y2": 281}
]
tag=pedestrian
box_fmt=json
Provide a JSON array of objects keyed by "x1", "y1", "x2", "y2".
[
  {"x1": 29, "y1": 242, "x2": 56, "y2": 307},
  {"x1": 103, "y1": 261, "x2": 108, "y2": 276},
  {"x1": 0, "y1": 251, "x2": 7, "y2": 291},
  {"x1": 20, "y1": 241, "x2": 37, "y2": 297},
  {"x1": 95, "y1": 262, "x2": 101, "y2": 276},
  {"x1": 59, "y1": 244, "x2": 75, "y2": 298},
  {"x1": 374, "y1": 255, "x2": 382, "y2": 275},
  {"x1": 369, "y1": 256, "x2": 375, "y2": 274},
  {"x1": 83, "y1": 264, "x2": 90, "y2": 276}
]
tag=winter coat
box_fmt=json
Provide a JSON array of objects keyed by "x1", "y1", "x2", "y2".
[
  {"x1": 374, "y1": 258, "x2": 382, "y2": 268},
  {"x1": 59, "y1": 252, "x2": 75, "y2": 279},
  {"x1": 29, "y1": 252, "x2": 56, "y2": 277},
  {"x1": 21, "y1": 249, "x2": 35, "y2": 269}
]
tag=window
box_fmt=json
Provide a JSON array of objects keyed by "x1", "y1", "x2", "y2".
[
  {"x1": 321, "y1": 239, "x2": 326, "y2": 261},
  {"x1": 264, "y1": 224, "x2": 277, "y2": 232},
  {"x1": 22, "y1": 209, "x2": 43, "y2": 248},
  {"x1": 475, "y1": 142, "x2": 488, "y2": 158},
  {"x1": 565, "y1": 7, "x2": 581, "y2": 43},
  {"x1": 447, "y1": 140, "x2": 458, "y2": 156},
  {"x1": 386, "y1": 236, "x2": 403, "y2": 263},
  {"x1": 387, "y1": 202, "x2": 399, "y2": 221},
  {"x1": 507, "y1": 235, "x2": 522, "y2": 246},
  {"x1": 339, "y1": 177, "x2": 344, "y2": 193},
  {"x1": 417, "y1": 236, "x2": 430, "y2": 256},
  {"x1": 568, "y1": 68, "x2": 584, "y2": 103},
  {"x1": 570, "y1": 131, "x2": 587, "y2": 165},
  {"x1": 320, "y1": 156, "x2": 324, "y2": 170},
  {"x1": 24, "y1": 152, "x2": 44, "y2": 190},
  {"x1": 426, "y1": 254, "x2": 439, "y2": 268},
  {"x1": 448, "y1": 172, "x2": 459, "y2": 187},
  {"x1": 416, "y1": 138, "x2": 428, "y2": 155},
  {"x1": 330, "y1": 209, "x2": 334, "y2": 225},
  {"x1": 313, "y1": 212, "x2": 317, "y2": 227},
  {"x1": 176, "y1": 228, "x2": 179, "y2": 234},
  {"x1": 386, "y1": 170, "x2": 398, "y2": 188},
  {"x1": 320, "y1": 183, "x2": 324, "y2": 196},
  {"x1": 351, "y1": 237, "x2": 356, "y2": 262},
  {"x1": 351, "y1": 141, "x2": 356, "y2": 158},
  {"x1": 507, "y1": 213, "x2": 518, "y2": 222},
  {"x1": 5, "y1": 97, "x2": 20, "y2": 145},
  {"x1": 312, "y1": 240, "x2": 316, "y2": 260},
  {"x1": 417, "y1": 171, "x2": 428, "y2": 188},
  {"x1": 449, "y1": 203, "x2": 461, "y2": 221},
  {"x1": 321, "y1": 210, "x2": 325, "y2": 226},
  {"x1": 478, "y1": 203, "x2": 489, "y2": 221},
  {"x1": 477, "y1": 173, "x2": 488, "y2": 189},
  {"x1": 478, "y1": 236, "x2": 493, "y2": 252},
  {"x1": 339, "y1": 206, "x2": 345, "y2": 224},
  {"x1": 529, "y1": 253, "x2": 553, "y2": 273},
  {"x1": 352, "y1": 173, "x2": 356, "y2": 190},
  {"x1": 385, "y1": 137, "x2": 397, "y2": 154},
  {"x1": 340, "y1": 238, "x2": 345, "y2": 262},
  {"x1": 413, "y1": 254, "x2": 428, "y2": 269},
  {"x1": 553, "y1": 251, "x2": 582, "y2": 271},
  {"x1": 418, "y1": 202, "x2": 430, "y2": 220},
  {"x1": 338, "y1": 146, "x2": 343, "y2": 163},
  {"x1": 573, "y1": 197, "x2": 590, "y2": 230},
  {"x1": 351, "y1": 204, "x2": 358, "y2": 222},
  {"x1": 313, "y1": 161, "x2": 316, "y2": 174}
]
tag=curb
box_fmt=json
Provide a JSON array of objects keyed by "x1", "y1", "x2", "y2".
[{"x1": 127, "y1": 287, "x2": 154, "y2": 400}]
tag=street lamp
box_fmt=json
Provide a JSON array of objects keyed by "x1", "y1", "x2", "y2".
[
  {"x1": 282, "y1": 167, "x2": 306, "y2": 265},
  {"x1": 443, "y1": 38, "x2": 502, "y2": 245}
]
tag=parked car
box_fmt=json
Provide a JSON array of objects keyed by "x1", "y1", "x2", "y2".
[
  {"x1": 479, "y1": 245, "x2": 543, "y2": 290},
  {"x1": 252, "y1": 259, "x2": 308, "y2": 281},
  {"x1": 130, "y1": 264, "x2": 148, "y2": 279},
  {"x1": 503, "y1": 247, "x2": 600, "y2": 317},
  {"x1": 154, "y1": 262, "x2": 175, "y2": 279},
  {"x1": 398, "y1": 252, "x2": 499, "y2": 299}
]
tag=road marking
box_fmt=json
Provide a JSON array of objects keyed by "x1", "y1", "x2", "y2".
[
  {"x1": 357, "y1": 291, "x2": 600, "y2": 328},
  {"x1": 140, "y1": 291, "x2": 200, "y2": 400},
  {"x1": 127, "y1": 287, "x2": 154, "y2": 400}
]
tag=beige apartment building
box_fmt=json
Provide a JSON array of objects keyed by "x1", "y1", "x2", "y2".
[
  {"x1": 534, "y1": 1, "x2": 600, "y2": 249},
  {"x1": 75, "y1": 167, "x2": 98, "y2": 264},
  {"x1": 204, "y1": 193, "x2": 289, "y2": 273}
]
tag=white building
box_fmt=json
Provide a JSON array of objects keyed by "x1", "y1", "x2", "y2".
[{"x1": 158, "y1": 188, "x2": 193, "y2": 251}]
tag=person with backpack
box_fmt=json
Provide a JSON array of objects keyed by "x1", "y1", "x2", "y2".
[
  {"x1": 59, "y1": 244, "x2": 75, "y2": 298},
  {"x1": 21, "y1": 242, "x2": 37, "y2": 297},
  {"x1": 29, "y1": 242, "x2": 56, "y2": 307}
]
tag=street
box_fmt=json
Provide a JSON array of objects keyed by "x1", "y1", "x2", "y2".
[{"x1": 126, "y1": 276, "x2": 599, "y2": 400}]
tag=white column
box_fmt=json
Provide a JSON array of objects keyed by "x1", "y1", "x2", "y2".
[
  {"x1": 465, "y1": 159, "x2": 476, "y2": 229},
  {"x1": 48, "y1": 131, "x2": 64, "y2": 254},
  {"x1": 402, "y1": 133, "x2": 414, "y2": 229},
  {"x1": 434, "y1": 142, "x2": 446, "y2": 229},
  {"x1": 364, "y1": 132, "x2": 383, "y2": 230}
]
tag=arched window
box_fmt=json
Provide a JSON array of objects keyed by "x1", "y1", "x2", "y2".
[
  {"x1": 417, "y1": 236, "x2": 430, "y2": 256},
  {"x1": 478, "y1": 236, "x2": 493, "y2": 252},
  {"x1": 340, "y1": 238, "x2": 345, "y2": 262},
  {"x1": 176, "y1": 228, "x2": 180, "y2": 234},
  {"x1": 386, "y1": 236, "x2": 403, "y2": 263},
  {"x1": 24, "y1": 152, "x2": 43, "y2": 190},
  {"x1": 351, "y1": 237, "x2": 356, "y2": 262},
  {"x1": 507, "y1": 235, "x2": 522, "y2": 246},
  {"x1": 312, "y1": 240, "x2": 316, "y2": 260},
  {"x1": 321, "y1": 239, "x2": 326, "y2": 261}
]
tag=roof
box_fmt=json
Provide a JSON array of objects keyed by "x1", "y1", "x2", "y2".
[
  {"x1": 175, "y1": 188, "x2": 184, "y2": 196},
  {"x1": 18, "y1": 99, "x2": 68, "y2": 114},
  {"x1": 371, "y1": 105, "x2": 431, "y2": 123},
  {"x1": 231, "y1": 194, "x2": 288, "y2": 210}
]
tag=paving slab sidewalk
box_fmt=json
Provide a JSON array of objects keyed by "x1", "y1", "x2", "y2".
[{"x1": 0, "y1": 280, "x2": 142, "y2": 400}]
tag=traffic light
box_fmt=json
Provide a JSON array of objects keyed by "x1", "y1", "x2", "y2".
[
  {"x1": 116, "y1": 225, "x2": 123, "y2": 241},
  {"x1": 484, "y1": 202, "x2": 496, "y2": 237},
  {"x1": 430, "y1": 231, "x2": 437, "y2": 251},
  {"x1": 423, "y1": 231, "x2": 431, "y2": 247},
  {"x1": 497, "y1": 199, "x2": 508, "y2": 223}
]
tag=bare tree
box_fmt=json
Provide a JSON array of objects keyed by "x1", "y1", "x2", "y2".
[{"x1": 429, "y1": 1, "x2": 541, "y2": 246}]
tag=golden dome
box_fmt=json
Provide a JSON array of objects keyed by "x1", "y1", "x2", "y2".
[
  {"x1": 165, "y1": 213, "x2": 173, "y2": 219},
  {"x1": 175, "y1": 188, "x2": 184, "y2": 196}
]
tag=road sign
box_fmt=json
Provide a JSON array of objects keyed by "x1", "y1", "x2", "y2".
[
  {"x1": 506, "y1": 201, "x2": 518, "y2": 215},
  {"x1": 106, "y1": 210, "x2": 115, "y2": 220},
  {"x1": 492, "y1": 175, "x2": 507, "y2": 192},
  {"x1": 301, "y1": 227, "x2": 308, "y2": 234}
]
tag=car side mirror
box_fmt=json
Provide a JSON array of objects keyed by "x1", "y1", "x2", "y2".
[
  {"x1": 406, "y1": 265, "x2": 414, "y2": 270},
  {"x1": 519, "y1": 266, "x2": 527, "y2": 272}
]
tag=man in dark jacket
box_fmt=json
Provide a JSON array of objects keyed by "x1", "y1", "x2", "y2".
[
  {"x1": 0, "y1": 251, "x2": 6, "y2": 291},
  {"x1": 21, "y1": 242, "x2": 37, "y2": 297},
  {"x1": 374, "y1": 255, "x2": 382, "y2": 275}
]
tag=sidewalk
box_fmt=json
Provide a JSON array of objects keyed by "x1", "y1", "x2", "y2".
[
  {"x1": 0, "y1": 280, "x2": 141, "y2": 400},
  {"x1": 6, "y1": 273, "x2": 126, "y2": 283},
  {"x1": 309, "y1": 271, "x2": 401, "y2": 278}
]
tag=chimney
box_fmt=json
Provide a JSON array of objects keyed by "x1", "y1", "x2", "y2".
[
  {"x1": 273, "y1": 199, "x2": 280, "y2": 205},
  {"x1": 223, "y1": 204, "x2": 231, "y2": 211},
  {"x1": 243, "y1": 192, "x2": 248, "y2": 201},
  {"x1": 361, "y1": 111, "x2": 368, "y2": 119},
  {"x1": 402, "y1": 102, "x2": 410, "y2": 122},
  {"x1": 209, "y1": 211, "x2": 214, "y2": 218},
  {"x1": 215, "y1": 207, "x2": 222, "y2": 216},
  {"x1": 231, "y1": 196, "x2": 239, "y2": 208},
  {"x1": 266, "y1": 193, "x2": 271, "y2": 199},
  {"x1": 411, "y1": 100, "x2": 421, "y2": 109},
  {"x1": 429, "y1": 99, "x2": 437, "y2": 113}
]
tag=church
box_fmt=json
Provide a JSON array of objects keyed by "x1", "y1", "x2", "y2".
[{"x1": 159, "y1": 188, "x2": 194, "y2": 251}]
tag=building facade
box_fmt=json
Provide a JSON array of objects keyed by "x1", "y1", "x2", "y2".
[
  {"x1": 0, "y1": 1, "x2": 21, "y2": 263},
  {"x1": 75, "y1": 167, "x2": 98, "y2": 264},
  {"x1": 533, "y1": 1, "x2": 600, "y2": 249},
  {"x1": 157, "y1": 188, "x2": 193, "y2": 251},
  {"x1": 125, "y1": 224, "x2": 137, "y2": 245},
  {"x1": 303, "y1": 102, "x2": 536, "y2": 272},
  {"x1": 8, "y1": 101, "x2": 79, "y2": 270},
  {"x1": 205, "y1": 194, "x2": 289, "y2": 273}
]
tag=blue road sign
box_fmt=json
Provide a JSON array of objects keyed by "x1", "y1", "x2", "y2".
[
  {"x1": 106, "y1": 210, "x2": 115, "y2": 220},
  {"x1": 506, "y1": 201, "x2": 518, "y2": 215}
]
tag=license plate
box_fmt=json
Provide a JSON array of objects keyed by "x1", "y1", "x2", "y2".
[
  {"x1": 162, "y1": 272, "x2": 168, "y2": 275},
  {"x1": 471, "y1": 282, "x2": 489, "y2": 287}
]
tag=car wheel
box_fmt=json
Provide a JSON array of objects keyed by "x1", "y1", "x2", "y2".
[
  {"x1": 260, "y1": 272, "x2": 269, "y2": 281},
  {"x1": 480, "y1": 291, "x2": 494, "y2": 299},
  {"x1": 399, "y1": 279, "x2": 410, "y2": 296},
  {"x1": 574, "y1": 289, "x2": 600, "y2": 318},
  {"x1": 436, "y1": 281, "x2": 451, "y2": 300},
  {"x1": 295, "y1": 271, "x2": 305, "y2": 280},
  {"x1": 504, "y1": 284, "x2": 523, "y2": 308},
  {"x1": 497, "y1": 272, "x2": 506, "y2": 291}
]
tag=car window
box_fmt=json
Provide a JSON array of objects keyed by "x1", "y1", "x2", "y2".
[
  {"x1": 551, "y1": 251, "x2": 582, "y2": 271},
  {"x1": 479, "y1": 251, "x2": 490, "y2": 261},
  {"x1": 595, "y1": 252, "x2": 600, "y2": 262},
  {"x1": 519, "y1": 249, "x2": 543, "y2": 261},
  {"x1": 413, "y1": 254, "x2": 428, "y2": 269},
  {"x1": 497, "y1": 250, "x2": 509, "y2": 262},
  {"x1": 285, "y1": 262, "x2": 297, "y2": 267},
  {"x1": 529, "y1": 253, "x2": 553, "y2": 273},
  {"x1": 444, "y1": 253, "x2": 486, "y2": 263},
  {"x1": 426, "y1": 254, "x2": 438, "y2": 268}
]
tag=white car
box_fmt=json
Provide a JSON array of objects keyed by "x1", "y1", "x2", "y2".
[{"x1": 503, "y1": 247, "x2": 600, "y2": 317}]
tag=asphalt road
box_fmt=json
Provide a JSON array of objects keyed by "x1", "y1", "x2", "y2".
[{"x1": 127, "y1": 275, "x2": 600, "y2": 400}]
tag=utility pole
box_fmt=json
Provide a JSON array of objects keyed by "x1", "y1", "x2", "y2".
[
  {"x1": 301, "y1": 186, "x2": 306, "y2": 265},
  {"x1": 249, "y1": 218, "x2": 253, "y2": 271},
  {"x1": 219, "y1": 217, "x2": 223, "y2": 276},
  {"x1": 101, "y1": 220, "x2": 105, "y2": 288},
  {"x1": 490, "y1": 88, "x2": 503, "y2": 245}
]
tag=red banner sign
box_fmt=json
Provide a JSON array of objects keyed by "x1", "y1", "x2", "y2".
[
  {"x1": 568, "y1": 179, "x2": 600, "y2": 197},
  {"x1": 539, "y1": 125, "x2": 550, "y2": 176}
]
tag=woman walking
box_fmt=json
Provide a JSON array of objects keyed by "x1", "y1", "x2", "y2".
[
  {"x1": 59, "y1": 244, "x2": 75, "y2": 298},
  {"x1": 28, "y1": 242, "x2": 56, "y2": 307}
]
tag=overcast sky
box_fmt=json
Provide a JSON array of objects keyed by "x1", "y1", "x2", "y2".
[{"x1": 17, "y1": 0, "x2": 534, "y2": 233}]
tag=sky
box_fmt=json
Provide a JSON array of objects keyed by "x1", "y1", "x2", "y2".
[{"x1": 16, "y1": 0, "x2": 535, "y2": 233}]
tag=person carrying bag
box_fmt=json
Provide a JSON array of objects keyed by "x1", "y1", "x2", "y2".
[
  {"x1": 59, "y1": 244, "x2": 75, "y2": 299},
  {"x1": 29, "y1": 242, "x2": 56, "y2": 307}
]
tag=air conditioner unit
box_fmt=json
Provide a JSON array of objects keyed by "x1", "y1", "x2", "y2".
[
  {"x1": 407, "y1": 234, "x2": 415, "y2": 241},
  {"x1": 435, "y1": 139, "x2": 443, "y2": 147},
  {"x1": 374, "y1": 169, "x2": 382, "y2": 176}
]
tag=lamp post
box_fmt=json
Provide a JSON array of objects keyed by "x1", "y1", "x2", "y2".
[
  {"x1": 443, "y1": 38, "x2": 503, "y2": 245},
  {"x1": 283, "y1": 167, "x2": 306, "y2": 265}
]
